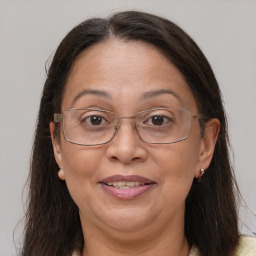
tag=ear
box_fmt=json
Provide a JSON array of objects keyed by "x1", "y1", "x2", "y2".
[
  {"x1": 49, "y1": 122, "x2": 65, "y2": 180},
  {"x1": 195, "y1": 118, "x2": 220, "y2": 178}
]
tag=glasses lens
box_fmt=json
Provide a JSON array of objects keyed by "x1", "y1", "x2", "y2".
[
  {"x1": 136, "y1": 108, "x2": 192, "y2": 144},
  {"x1": 60, "y1": 107, "x2": 193, "y2": 145},
  {"x1": 63, "y1": 109, "x2": 117, "y2": 145}
]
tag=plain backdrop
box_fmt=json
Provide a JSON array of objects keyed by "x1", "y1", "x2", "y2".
[{"x1": 0, "y1": 1, "x2": 255, "y2": 255}]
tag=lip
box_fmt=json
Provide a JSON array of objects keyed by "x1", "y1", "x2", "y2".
[
  {"x1": 100, "y1": 175, "x2": 155, "y2": 184},
  {"x1": 99, "y1": 175, "x2": 156, "y2": 200}
]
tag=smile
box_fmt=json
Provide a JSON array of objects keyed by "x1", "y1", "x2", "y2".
[
  {"x1": 99, "y1": 175, "x2": 156, "y2": 200},
  {"x1": 106, "y1": 181, "x2": 145, "y2": 189}
]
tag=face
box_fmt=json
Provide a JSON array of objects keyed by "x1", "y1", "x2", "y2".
[{"x1": 51, "y1": 39, "x2": 217, "y2": 240}]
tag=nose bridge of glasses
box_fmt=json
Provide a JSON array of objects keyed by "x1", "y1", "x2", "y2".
[
  {"x1": 114, "y1": 115, "x2": 138, "y2": 131},
  {"x1": 118, "y1": 115, "x2": 136, "y2": 120}
]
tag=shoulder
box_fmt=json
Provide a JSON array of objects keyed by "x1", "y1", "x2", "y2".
[
  {"x1": 72, "y1": 236, "x2": 256, "y2": 256},
  {"x1": 235, "y1": 235, "x2": 256, "y2": 256},
  {"x1": 189, "y1": 245, "x2": 199, "y2": 256},
  {"x1": 189, "y1": 236, "x2": 256, "y2": 256}
]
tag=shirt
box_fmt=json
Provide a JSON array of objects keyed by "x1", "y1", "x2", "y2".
[
  {"x1": 73, "y1": 235, "x2": 256, "y2": 256},
  {"x1": 189, "y1": 236, "x2": 256, "y2": 256}
]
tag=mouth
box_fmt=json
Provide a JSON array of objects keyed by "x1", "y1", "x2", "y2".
[
  {"x1": 104, "y1": 181, "x2": 147, "y2": 189},
  {"x1": 99, "y1": 175, "x2": 156, "y2": 200}
]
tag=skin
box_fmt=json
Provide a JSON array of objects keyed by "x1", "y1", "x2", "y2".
[{"x1": 50, "y1": 38, "x2": 220, "y2": 256}]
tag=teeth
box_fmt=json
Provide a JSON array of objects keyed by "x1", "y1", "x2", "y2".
[
  {"x1": 117, "y1": 181, "x2": 126, "y2": 187},
  {"x1": 106, "y1": 181, "x2": 145, "y2": 188}
]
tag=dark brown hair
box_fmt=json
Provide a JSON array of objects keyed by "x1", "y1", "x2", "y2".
[{"x1": 22, "y1": 11, "x2": 239, "y2": 256}]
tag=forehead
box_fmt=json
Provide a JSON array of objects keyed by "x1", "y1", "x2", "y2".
[{"x1": 62, "y1": 38, "x2": 197, "y2": 112}]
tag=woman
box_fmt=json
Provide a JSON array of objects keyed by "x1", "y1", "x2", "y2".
[{"x1": 22, "y1": 11, "x2": 256, "y2": 256}]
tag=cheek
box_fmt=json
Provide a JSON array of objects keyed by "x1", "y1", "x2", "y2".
[
  {"x1": 60, "y1": 143, "x2": 104, "y2": 197},
  {"x1": 61, "y1": 139, "x2": 103, "y2": 174},
  {"x1": 161, "y1": 145, "x2": 196, "y2": 187},
  {"x1": 154, "y1": 139, "x2": 199, "y2": 180},
  {"x1": 153, "y1": 135, "x2": 200, "y2": 205}
]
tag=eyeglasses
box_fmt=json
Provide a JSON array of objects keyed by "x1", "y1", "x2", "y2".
[{"x1": 54, "y1": 107, "x2": 199, "y2": 146}]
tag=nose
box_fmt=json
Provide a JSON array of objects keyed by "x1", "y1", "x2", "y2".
[{"x1": 106, "y1": 120, "x2": 148, "y2": 164}]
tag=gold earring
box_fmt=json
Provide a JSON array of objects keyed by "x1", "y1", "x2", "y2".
[{"x1": 198, "y1": 168, "x2": 205, "y2": 182}]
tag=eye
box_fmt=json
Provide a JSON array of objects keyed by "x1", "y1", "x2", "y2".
[
  {"x1": 82, "y1": 115, "x2": 108, "y2": 126},
  {"x1": 145, "y1": 115, "x2": 172, "y2": 126}
]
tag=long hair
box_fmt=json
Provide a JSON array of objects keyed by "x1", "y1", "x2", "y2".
[{"x1": 22, "y1": 11, "x2": 239, "y2": 256}]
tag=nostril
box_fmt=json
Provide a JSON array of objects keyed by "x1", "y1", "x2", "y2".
[
  {"x1": 110, "y1": 156, "x2": 119, "y2": 161},
  {"x1": 132, "y1": 156, "x2": 142, "y2": 162}
]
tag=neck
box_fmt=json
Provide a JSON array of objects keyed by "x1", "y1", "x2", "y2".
[{"x1": 81, "y1": 215, "x2": 190, "y2": 256}]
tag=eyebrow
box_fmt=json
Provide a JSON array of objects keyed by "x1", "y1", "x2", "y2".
[
  {"x1": 141, "y1": 89, "x2": 181, "y2": 102},
  {"x1": 71, "y1": 89, "x2": 112, "y2": 105},
  {"x1": 71, "y1": 88, "x2": 181, "y2": 106}
]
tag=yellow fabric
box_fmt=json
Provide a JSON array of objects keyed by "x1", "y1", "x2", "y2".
[
  {"x1": 236, "y1": 236, "x2": 256, "y2": 256},
  {"x1": 189, "y1": 236, "x2": 256, "y2": 256},
  {"x1": 73, "y1": 236, "x2": 256, "y2": 256}
]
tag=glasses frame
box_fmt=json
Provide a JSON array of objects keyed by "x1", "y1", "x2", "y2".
[{"x1": 54, "y1": 107, "x2": 200, "y2": 146}]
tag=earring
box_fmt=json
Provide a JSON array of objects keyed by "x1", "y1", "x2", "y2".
[{"x1": 198, "y1": 168, "x2": 205, "y2": 182}]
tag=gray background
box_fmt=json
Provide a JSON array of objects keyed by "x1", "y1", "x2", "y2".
[{"x1": 0, "y1": 1, "x2": 255, "y2": 255}]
